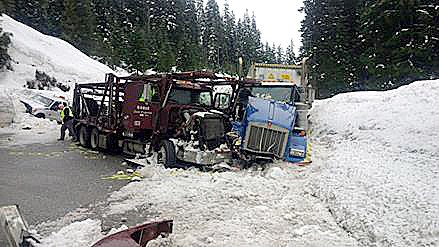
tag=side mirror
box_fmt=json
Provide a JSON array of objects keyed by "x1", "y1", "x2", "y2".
[{"x1": 214, "y1": 93, "x2": 231, "y2": 110}]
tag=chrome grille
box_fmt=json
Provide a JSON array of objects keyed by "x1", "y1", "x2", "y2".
[{"x1": 244, "y1": 123, "x2": 289, "y2": 157}]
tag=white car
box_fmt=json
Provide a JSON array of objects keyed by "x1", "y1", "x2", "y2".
[{"x1": 20, "y1": 94, "x2": 67, "y2": 123}]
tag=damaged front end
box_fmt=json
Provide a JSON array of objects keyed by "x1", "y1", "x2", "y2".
[{"x1": 172, "y1": 110, "x2": 232, "y2": 166}]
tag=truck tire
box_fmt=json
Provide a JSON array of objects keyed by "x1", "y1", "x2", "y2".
[
  {"x1": 90, "y1": 128, "x2": 99, "y2": 150},
  {"x1": 79, "y1": 126, "x2": 91, "y2": 147},
  {"x1": 157, "y1": 140, "x2": 176, "y2": 168}
]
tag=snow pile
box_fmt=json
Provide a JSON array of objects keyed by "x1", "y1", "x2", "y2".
[
  {"x1": 37, "y1": 219, "x2": 104, "y2": 247},
  {"x1": 310, "y1": 79, "x2": 439, "y2": 246},
  {"x1": 36, "y1": 163, "x2": 358, "y2": 246},
  {"x1": 0, "y1": 14, "x2": 114, "y2": 89},
  {"x1": 0, "y1": 88, "x2": 14, "y2": 127}
]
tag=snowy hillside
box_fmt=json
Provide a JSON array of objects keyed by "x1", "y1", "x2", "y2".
[
  {"x1": 0, "y1": 15, "x2": 119, "y2": 142},
  {"x1": 0, "y1": 14, "x2": 115, "y2": 89},
  {"x1": 310, "y1": 79, "x2": 439, "y2": 246}
]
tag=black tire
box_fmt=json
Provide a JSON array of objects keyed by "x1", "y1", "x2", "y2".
[
  {"x1": 79, "y1": 126, "x2": 91, "y2": 147},
  {"x1": 35, "y1": 113, "x2": 45, "y2": 119},
  {"x1": 157, "y1": 140, "x2": 176, "y2": 168},
  {"x1": 90, "y1": 128, "x2": 99, "y2": 150}
]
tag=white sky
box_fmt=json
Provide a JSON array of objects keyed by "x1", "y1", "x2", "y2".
[{"x1": 216, "y1": 0, "x2": 305, "y2": 54}]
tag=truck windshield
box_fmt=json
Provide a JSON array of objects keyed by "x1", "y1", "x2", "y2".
[
  {"x1": 250, "y1": 86, "x2": 293, "y2": 103},
  {"x1": 168, "y1": 88, "x2": 212, "y2": 106},
  {"x1": 32, "y1": 95, "x2": 54, "y2": 107}
]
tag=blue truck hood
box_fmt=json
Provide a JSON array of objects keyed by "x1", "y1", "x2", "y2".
[{"x1": 245, "y1": 97, "x2": 296, "y2": 129}]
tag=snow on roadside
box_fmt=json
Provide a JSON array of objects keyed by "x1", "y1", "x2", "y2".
[
  {"x1": 37, "y1": 219, "x2": 104, "y2": 247},
  {"x1": 0, "y1": 14, "x2": 114, "y2": 90},
  {"x1": 36, "y1": 162, "x2": 358, "y2": 247},
  {"x1": 309, "y1": 79, "x2": 439, "y2": 246}
]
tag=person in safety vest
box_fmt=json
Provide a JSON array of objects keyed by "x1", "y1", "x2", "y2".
[{"x1": 58, "y1": 102, "x2": 77, "y2": 141}]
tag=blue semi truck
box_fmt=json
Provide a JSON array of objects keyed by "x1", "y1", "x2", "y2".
[
  {"x1": 226, "y1": 81, "x2": 310, "y2": 163},
  {"x1": 216, "y1": 63, "x2": 313, "y2": 164}
]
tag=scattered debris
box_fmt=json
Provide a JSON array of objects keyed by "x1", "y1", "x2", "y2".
[
  {"x1": 91, "y1": 220, "x2": 173, "y2": 247},
  {"x1": 102, "y1": 171, "x2": 145, "y2": 181}
]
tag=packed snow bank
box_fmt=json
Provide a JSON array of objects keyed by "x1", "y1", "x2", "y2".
[
  {"x1": 0, "y1": 89, "x2": 14, "y2": 127},
  {"x1": 0, "y1": 14, "x2": 114, "y2": 89},
  {"x1": 37, "y1": 219, "x2": 104, "y2": 247},
  {"x1": 310, "y1": 79, "x2": 439, "y2": 246},
  {"x1": 36, "y1": 163, "x2": 358, "y2": 247}
]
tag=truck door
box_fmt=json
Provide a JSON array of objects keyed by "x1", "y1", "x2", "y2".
[{"x1": 123, "y1": 82, "x2": 160, "y2": 131}]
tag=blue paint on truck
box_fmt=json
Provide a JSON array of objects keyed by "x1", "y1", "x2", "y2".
[{"x1": 233, "y1": 96, "x2": 307, "y2": 163}]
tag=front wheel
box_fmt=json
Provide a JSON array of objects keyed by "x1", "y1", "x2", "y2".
[{"x1": 157, "y1": 140, "x2": 176, "y2": 168}]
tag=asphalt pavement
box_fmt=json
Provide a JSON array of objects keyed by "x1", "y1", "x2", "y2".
[{"x1": 0, "y1": 138, "x2": 129, "y2": 246}]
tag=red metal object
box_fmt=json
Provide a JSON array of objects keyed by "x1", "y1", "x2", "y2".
[{"x1": 91, "y1": 220, "x2": 173, "y2": 247}]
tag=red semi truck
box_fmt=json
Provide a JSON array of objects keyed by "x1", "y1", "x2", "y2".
[{"x1": 72, "y1": 72, "x2": 236, "y2": 167}]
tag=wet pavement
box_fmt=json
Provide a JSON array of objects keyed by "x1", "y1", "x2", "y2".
[{"x1": 0, "y1": 139, "x2": 129, "y2": 245}]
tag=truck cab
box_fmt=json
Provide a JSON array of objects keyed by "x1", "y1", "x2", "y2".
[{"x1": 230, "y1": 81, "x2": 309, "y2": 163}]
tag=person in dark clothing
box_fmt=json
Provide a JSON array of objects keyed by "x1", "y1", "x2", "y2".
[
  {"x1": 58, "y1": 102, "x2": 76, "y2": 141},
  {"x1": 237, "y1": 87, "x2": 253, "y2": 121}
]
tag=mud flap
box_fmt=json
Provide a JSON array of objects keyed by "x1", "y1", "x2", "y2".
[{"x1": 0, "y1": 205, "x2": 39, "y2": 247}]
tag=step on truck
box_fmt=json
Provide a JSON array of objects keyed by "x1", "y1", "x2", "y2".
[{"x1": 72, "y1": 72, "x2": 236, "y2": 167}]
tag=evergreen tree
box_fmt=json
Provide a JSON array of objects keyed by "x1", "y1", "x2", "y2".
[
  {"x1": 7, "y1": 0, "x2": 270, "y2": 75},
  {"x1": 47, "y1": 0, "x2": 64, "y2": 37},
  {"x1": 202, "y1": 0, "x2": 223, "y2": 70},
  {"x1": 3, "y1": 0, "x2": 16, "y2": 17},
  {"x1": 300, "y1": 0, "x2": 363, "y2": 97},
  {"x1": 0, "y1": 26, "x2": 12, "y2": 70},
  {"x1": 61, "y1": 0, "x2": 97, "y2": 55},
  {"x1": 359, "y1": 0, "x2": 439, "y2": 89},
  {"x1": 285, "y1": 39, "x2": 296, "y2": 64},
  {"x1": 276, "y1": 45, "x2": 284, "y2": 64},
  {"x1": 176, "y1": 0, "x2": 202, "y2": 71},
  {"x1": 262, "y1": 42, "x2": 276, "y2": 64},
  {"x1": 0, "y1": 4, "x2": 12, "y2": 70},
  {"x1": 222, "y1": 0, "x2": 237, "y2": 73},
  {"x1": 300, "y1": 0, "x2": 438, "y2": 97},
  {"x1": 126, "y1": 27, "x2": 151, "y2": 73},
  {"x1": 11, "y1": 0, "x2": 49, "y2": 33}
]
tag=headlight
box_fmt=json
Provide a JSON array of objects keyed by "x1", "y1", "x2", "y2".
[{"x1": 290, "y1": 148, "x2": 305, "y2": 158}]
